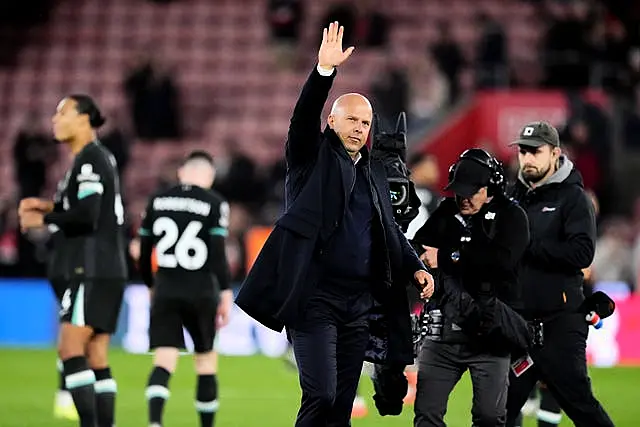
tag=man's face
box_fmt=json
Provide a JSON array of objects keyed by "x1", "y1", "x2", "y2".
[
  {"x1": 52, "y1": 98, "x2": 84, "y2": 142},
  {"x1": 518, "y1": 144, "x2": 559, "y2": 183},
  {"x1": 328, "y1": 97, "x2": 372, "y2": 157},
  {"x1": 457, "y1": 186, "x2": 489, "y2": 215}
]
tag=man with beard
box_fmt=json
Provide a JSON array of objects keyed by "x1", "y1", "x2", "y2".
[{"x1": 505, "y1": 121, "x2": 614, "y2": 427}]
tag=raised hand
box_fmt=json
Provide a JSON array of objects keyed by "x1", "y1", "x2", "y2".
[{"x1": 318, "y1": 21, "x2": 355, "y2": 69}]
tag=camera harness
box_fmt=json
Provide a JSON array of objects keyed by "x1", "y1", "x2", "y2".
[{"x1": 413, "y1": 149, "x2": 508, "y2": 352}]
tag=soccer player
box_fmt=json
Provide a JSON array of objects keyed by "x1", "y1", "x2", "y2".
[
  {"x1": 19, "y1": 94, "x2": 128, "y2": 427},
  {"x1": 49, "y1": 231, "x2": 79, "y2": 420},
  {"x1": 138, "y1": 151, "x2": 233, "y2": 427}
]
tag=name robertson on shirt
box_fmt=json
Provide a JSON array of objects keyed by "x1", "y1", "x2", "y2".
[{"x1": 153, "y1": 197, "x2": 211, "y2": 217}]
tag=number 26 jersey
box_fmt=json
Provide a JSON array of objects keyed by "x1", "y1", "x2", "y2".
[{"x1": 138, "y1": 185, "x2": 230, "y2": 298}]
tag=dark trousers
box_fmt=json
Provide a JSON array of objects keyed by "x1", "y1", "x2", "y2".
[
  {"x1": 505, "y1": 313, "x2": 614, "y2": 427},
  {"x1": 414, "y1": 340, "x2": 511, "y2": 427},
  {"x1": 289, "y1": 283, "x2": 373, "y2": 427}
]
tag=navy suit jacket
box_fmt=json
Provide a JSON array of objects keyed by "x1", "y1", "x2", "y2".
[{"x1": 235, "y1": 66, "x2": 426, "y2": 365}]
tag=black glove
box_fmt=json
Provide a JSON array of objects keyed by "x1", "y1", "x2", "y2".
[{"x1": 577, "y1": 291, "x2": 615, "y2": 319}]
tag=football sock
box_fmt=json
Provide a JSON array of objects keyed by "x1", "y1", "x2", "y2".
[
  {"x1": 63, "y1": 356, "x2": 97, "y2": 427},
  {"x1": 196, "y1": 374, "x2": 218, "y2": 427},
  {"x1": 93, "y1": 367, "x2": 116, "y2": 427},
  {"x1": 146, "y1": 366, "x2": 171, "y2": 426}
]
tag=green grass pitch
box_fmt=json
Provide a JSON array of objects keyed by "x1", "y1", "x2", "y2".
[{"x1": 1, "y1": 349, "x2": 638, "y2": 426}]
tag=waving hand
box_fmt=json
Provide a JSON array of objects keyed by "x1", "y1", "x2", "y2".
[{"x1": 318, "y1": 21, "x2": 355, "y2": 69}]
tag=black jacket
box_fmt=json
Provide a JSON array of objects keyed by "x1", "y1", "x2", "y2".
[
  {"x1": 235, "y1": 66, "x2": 425, "y2": 365},
  {"x1": 510, "y1": 156, "x2": 596, "y2": 319},
  {"x1": 413, "y1": 196, "x2": 529, "y2": 307},
  {"x1": 412, "y1": 195, "x2": 531, "y2": 353}
]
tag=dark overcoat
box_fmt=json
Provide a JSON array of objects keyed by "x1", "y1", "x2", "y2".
[{"x1": 235, "y1": 67, "x2": 426, "y2": 365}]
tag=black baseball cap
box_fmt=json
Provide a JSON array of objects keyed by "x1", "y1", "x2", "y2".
[
  {"x1": 509, "y1": 121, "x2": 560, "y2": 148},
  {"x1": 445, "y1": 159, "x2": 492, "y2": 198}
]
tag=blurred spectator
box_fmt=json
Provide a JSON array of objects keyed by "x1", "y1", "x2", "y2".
[
  {"x1": 430, "y1": 22, "x2": 464, "y2": 104},
  {"x1": 12, "y1": 111, "x2": 57, "y2": 200},
  {"x1": 405, "y1": 152, "x2": 441, "y2": 239},
  {"x1": 213, "y1": 140, "x2": 266, "y2": 214},
  {"x1": 155, "y1": 155, "x2": 182, "y2": 193},
  {"x1": 543, "y1": 0, "x2": 592, "y2": 88},
  {"x1": 225, "y1": 202, "x2": 253, "y2": 286},
  {"x1": 627, "y1": 47, "x2": 640, "y2": 93},
  {"x1": 475, "y1": 13, "x2": 508, "y2": 88},
  {"x1": 406, "y1": 53, "x2": 450, "y2": 136},
  {"x1": 623, "y1": 87, "x2": 640, "y2": 149},
  {"x1": 561, "y1": 118, "x2": 602, "y2": 193},
  {"x1": 259, "y1": 158, "x2": 287, "y2": 225},
  {"x1": 0, "y1": 196, "x2": 18, "y2": 269},
  {"x1": 320, "y1": 0, "x2": 389, "y2": 48},
  {"x1": 369, "y1": 53, "x2": 409, "y2": 131},
  {"x1": 268, "y1": 0, "x2": 304, "y2": 69},
  {"x1": 100, "y1": 108, "x2": 131, "y2": 189},
  {"x1": 592, "y1": 217, "x2": 635, "y2": 290},
  {"x1": 590, "y1": 15, "x2": 631, "y2": 93},
  {"x1": 124, "y1": 51, "x2": 182, "y2": 140}
]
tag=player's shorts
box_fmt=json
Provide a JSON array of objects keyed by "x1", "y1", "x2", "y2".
[
  {"x1": 50, "y1": 278, "x2": 69, "y2": 303},
  {"x1": 59, "y1": 279, "x2": 125, "y2": 334},
  {"x1": 149, "y1": 296, "x2": 218, "y2": 354}
]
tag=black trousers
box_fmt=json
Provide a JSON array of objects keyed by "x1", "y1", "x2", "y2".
[
  {"x1": 414, "y1": 340, "x2": 511, "y2": 427},
  {"x1": 505, "y1": 312, "x2": 614, "y2": 427},
  {"x1": 289, "y1": 283, "x2": 373, "y2": 427}
]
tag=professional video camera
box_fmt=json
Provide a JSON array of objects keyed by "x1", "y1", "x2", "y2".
[
  {"x1": 369, "y1": 113, "x2": 423, "y2": 417},
  {"x1": 370, "y1": 112, "x2": 421, "y2": 232}
]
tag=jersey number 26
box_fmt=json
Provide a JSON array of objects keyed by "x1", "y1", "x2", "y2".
[{"x1": 153, "y1": 217, "x2": 208, "y2": 270}]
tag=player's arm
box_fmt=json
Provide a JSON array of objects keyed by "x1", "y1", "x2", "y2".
[
  {"x1": 137, "y1": 200, "x2": 155, "y2": 289},
  {"x1": 44, "y1": 157, "x2": 103, "y2": 233},
  {"x1": 210, "y1": 200, "x2": 232, "y2": 328},
  {"x1": 209, "y1": 201, "x2": 231, "y2": 292}
]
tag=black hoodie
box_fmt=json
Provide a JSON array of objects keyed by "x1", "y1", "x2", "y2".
[{"x1": 510, "y1": 155, "x2": 596, "y2": 319}]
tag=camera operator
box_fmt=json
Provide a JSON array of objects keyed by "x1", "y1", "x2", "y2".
[
  {"x1": 411, "y1": 149, "x2": 530, "y2": 427},
  {"x1": 505, "y1": 121, "x2": 614, "y2": 427}
]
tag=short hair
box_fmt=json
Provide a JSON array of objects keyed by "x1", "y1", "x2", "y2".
[
  {"x1": 68, "y1": 94, "x2": 106, "y2": 129},
  {"x1": 182, "y1": 150, "x2": 214, "y2": 167}
]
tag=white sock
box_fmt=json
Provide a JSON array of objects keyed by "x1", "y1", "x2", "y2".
[{"x1": 56, "y1": 390, "x2": 74, "y2": 406}]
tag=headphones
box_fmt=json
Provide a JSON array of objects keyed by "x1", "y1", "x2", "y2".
[{"x1": 447, "y1": 148, "x2": 506, "y2": 196}]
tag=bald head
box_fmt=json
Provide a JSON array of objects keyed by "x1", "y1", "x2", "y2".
[
  {"x1": 330, "y1": 93, "x2": 372, "y2": 115},
  {"x1": 328, "y1": 93, "x2": 373, "y2": 160}
]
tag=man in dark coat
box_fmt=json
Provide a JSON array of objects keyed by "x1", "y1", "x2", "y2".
[{"x1": 235, "y1": 22, "x2": 434, "y2": 426}]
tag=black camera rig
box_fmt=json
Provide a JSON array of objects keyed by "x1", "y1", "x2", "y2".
[{"x1": 370, "y1": 112, "x2": 421, "y2": 232}]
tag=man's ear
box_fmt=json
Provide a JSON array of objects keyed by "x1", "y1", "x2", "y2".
[
  {"x1": 327, "y1": 114, "x2": 335, "y2": 129},
  {"x1": 552, "y1": 146, "x2": 562, "y2": 158}
]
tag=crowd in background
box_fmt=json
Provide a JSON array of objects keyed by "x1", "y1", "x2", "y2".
[{"x1": 0, "y1": 0, "x2": 639, "y2": 293}]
